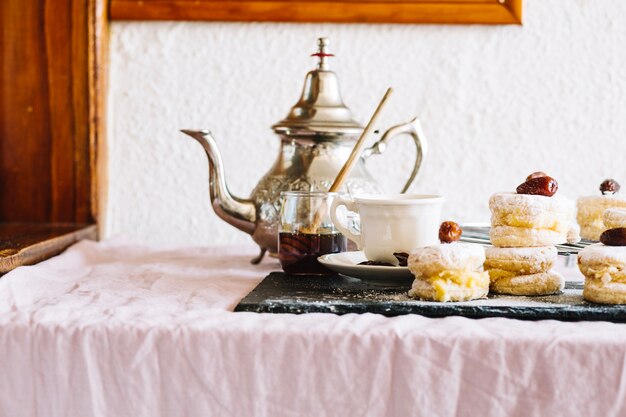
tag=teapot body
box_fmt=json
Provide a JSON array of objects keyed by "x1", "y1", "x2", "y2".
[
  {"x1": 250, "y1": 134, "x2": 381, "y2": 254},
  {"x1": 180, "y1": 38, "x2": 428, "y2": 263}
]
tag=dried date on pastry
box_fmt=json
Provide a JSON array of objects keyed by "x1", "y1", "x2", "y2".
[
  {"x1": 600, "y1": 228, "x2": 626, "y2": 246},
  {"x1": 600, "y1": 179, "x2": 621, "y2": 195},
  {"x1": 516, "y1": 176, "x2": 558, "y2": 197},
  {"x1": 526, "y1": 171, "x2": 548, "y2": 181},
  {"x1": 439, "y1": 221, "x2": 462, "y2": 244}
]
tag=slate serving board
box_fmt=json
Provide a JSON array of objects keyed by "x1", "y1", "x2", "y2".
[{"x1": 235, "y1": 272, "x2": 626, "y2": 322}]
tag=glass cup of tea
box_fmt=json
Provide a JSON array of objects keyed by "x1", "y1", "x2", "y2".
[{"x1": 278, "y1": 191, "x2": 348, "y2": 275}]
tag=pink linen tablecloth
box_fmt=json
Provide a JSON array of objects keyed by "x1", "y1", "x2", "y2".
[{"x1": 0, "y1": 238, "x2": 625, "y2": 417}]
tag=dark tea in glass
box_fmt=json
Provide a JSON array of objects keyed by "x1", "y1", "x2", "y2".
[
  {"x1": 279, "y1": 192, "x2": 347, "y2": 275},
  {"x1": 279, "y1": 232, "x2": 347, "y2": 274}
]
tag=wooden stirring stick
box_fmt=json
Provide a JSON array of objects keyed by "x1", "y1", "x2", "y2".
[
  {"x1": 328, "y1": 87, "x2": 393, "y2": 193},
  {"x1": 302, "y1": 87, "x2": 394, "y2": 234}
]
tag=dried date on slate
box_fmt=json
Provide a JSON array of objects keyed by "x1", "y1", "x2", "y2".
[
  {"x1": 600, "y1": 179, "x2": 621, "y2": 195},
  {"x1": 358, "y1": 252, "x2": 410, "y2": 267},
  {"x1": 516, "y1": 176, "x2": 558, "y2": 197},
  {"x1": 600, "y1": 228, "x2": 626, "y2": 246},
  {"x1": 358, "y1": 260, "x2": 394, "y2": 266},
  {"x1": 439, "y1": 221, "x2": 462, "y2": 243},
  {"x1": 393, "y1": 252, "x2": 409, "y2": 267}
]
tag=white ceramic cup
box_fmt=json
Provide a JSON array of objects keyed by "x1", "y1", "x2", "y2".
[{"x1": 330, "y1": 194, "x2": 444, "y2": 265}]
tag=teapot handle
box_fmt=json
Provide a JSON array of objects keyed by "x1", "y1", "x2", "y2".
[{"x1": 361, "y1": 116, "x2": 428, "y2": 193}]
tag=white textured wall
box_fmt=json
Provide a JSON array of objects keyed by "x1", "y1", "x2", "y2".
[{"x1": 106, "y1": 0, "x2": 626, "y2": 247}]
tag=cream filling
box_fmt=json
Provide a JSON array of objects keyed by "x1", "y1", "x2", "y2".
[
  {"x1": 484, "y1": 260, "x2": 552, "y2": 278},
  {"x1": 424, "y1": 269, "x2": 490, "y2": 302},
  {"x1": 583, "y1": 265, "x2": 626, "y2": 284},
  {"x1": 486, "y1": 268, "x2": 517, "y2": 282},
  {"x1": 495, "y1": 211, "x2": 569, "y2": 233},
  {"x1": 577, "y1": 212, "x2": 609, "y2": 230}
]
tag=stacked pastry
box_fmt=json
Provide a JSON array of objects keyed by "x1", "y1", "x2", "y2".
[
  {"x1": 603, "y1": 208, "x2": 626, "y2": 230},
  {"x1": 578, "y1": 227, "x2": 626, "y2": 304},
  {"x1": 408, "y1": 222, "x2": 489, "y2": 302},
  {"x1": 577, "y1": 179, "x2": 626, "y2": 241},
  {"x1": 486, "y1": 173, "x2": 573, "y2": 295},
  {"x1": 484, "y1": 246, "x2": 562, "y2": 295},
  {"x1": 489, "y1": 192, "x2": 575, "y2": 248}
]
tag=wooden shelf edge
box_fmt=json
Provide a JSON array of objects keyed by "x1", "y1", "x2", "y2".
[
  {"x1": 109, "y1": 0, "x2": 524, "y2": 25},
  {"x1": 0, "y1": 223, "x2": 98, "y2": 275},
  {"x1": 505, "y1": 0, "x2": 523, "y2": 24}
]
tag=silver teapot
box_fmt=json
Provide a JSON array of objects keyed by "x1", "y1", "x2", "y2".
[{"x1": 181, "y1": 38, "x2": 428, "y2": 263}]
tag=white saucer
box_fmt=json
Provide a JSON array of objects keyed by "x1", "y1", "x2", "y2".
[{"x1": 318, "y1": 251, "x2": 414, "y2": 286}]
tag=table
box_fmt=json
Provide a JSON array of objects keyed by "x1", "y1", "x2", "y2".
[{"x1": 0, "y1": 238, "x2": 625, "y2": 417}]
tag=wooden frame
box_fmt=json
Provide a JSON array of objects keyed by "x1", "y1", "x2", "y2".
[
  {"x1": 110, "y1": 0, "x2": 523, "y2": 24},
  {"x1": 0, "y1": 0, "x2": 108, "y2": 224},
  {"x1": 0, "y1": 0, "x2": 107, "y2": 272}
]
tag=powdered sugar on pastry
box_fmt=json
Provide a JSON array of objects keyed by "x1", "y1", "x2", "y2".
[
  {"x1": 578, "y1": 243, "x2": 626, "y2": 265},
  {"x1": 489, "y1": 192, "x2": 574, "y2": 214},
  {"x1": 407, "y1": 243, "x2": 488, "y2": 302},
  {"x1": 489, "y1": 193, "x2": 573, "y2": 211},
  {"x1": 583, "y1": 279, "x2": 626, "y2": 304},
  {"x1": 567, "y1": 223, "x2": 581, "y2": 244},
  {"x1": 490, "y1": 192, "x2": 576, "y2": 241},
  {"x1": 489, "y1": 270, "x2": 564, "y2": 296},
  {"x1": 486, "y1": 186, "x2": 567, "y2": 296},
  {"x1": 578, "y1": 195, "x2": 626, "y2": 211},
  {"x1": 490, "y1": 225, "x2": 567, "y2": 247},
  {"x1": 485, "y1": 246, "x2": 557, "y2": 275},
  {"x1": 578, "y1": 244, "x2": 626, "y2": 304},
  {"x1": 577, "y1": 195, "x2": 626, "y2": 241},
  {"x1": 603, "y1": 208, "x2": 626, "y2": 229},
  {"x1": 408, "y1": 242, "x2": 485, "y2": 278},
  {"x1": 408, "y1": 275, "x2": 489, "y2": 303}
]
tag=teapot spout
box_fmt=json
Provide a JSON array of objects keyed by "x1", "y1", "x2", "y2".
[{"x1": 180, "y1": 129, "x2": 257, "y2": 236}]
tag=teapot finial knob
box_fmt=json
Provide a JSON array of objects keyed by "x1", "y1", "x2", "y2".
[{"x1": 311, "y1": 37, "x2": 334, "y2": 70}]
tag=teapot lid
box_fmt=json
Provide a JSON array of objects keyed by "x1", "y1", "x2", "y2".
[{"x1": 272, "y1": 38, "x2": 363, "y2": 136}]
